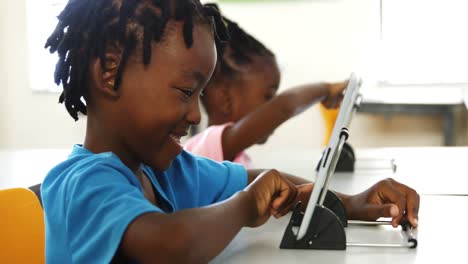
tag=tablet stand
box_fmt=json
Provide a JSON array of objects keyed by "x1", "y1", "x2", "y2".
[
  {"x1": 280, "y1": 73, "x2": 417, "y2": 250},
  {"x1": 281, "y1": 130, "x2": 350, "y2": 250},
  {"x1": 280, "y1": 129, "x2": 417, "y2": 250}
]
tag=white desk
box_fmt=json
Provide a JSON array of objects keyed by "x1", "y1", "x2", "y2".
[
  {"x1": 211, "y1": 195, "x2": 468, "y2": 264},
  {"x1": 1, "y1": 148, "x2": 467, "y2": 263},
  {"x1": 0, "y1": 149, "x2": 69, "y2": 189},
  {"x1": 253, "y1": 147, "x2": 468, "y2": 196},
  {"x1": 215, "y1": 147, "x2": 467, "y2": 263}
]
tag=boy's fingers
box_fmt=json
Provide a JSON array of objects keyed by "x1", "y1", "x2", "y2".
[
  {"x1": 273, "y1": 187, "x2": 297, "y2": 214},
  {"x1": 355, "y1": 203, "x2": 399, "y2": 222},
  {"x1": 407, "y1": 197, "x2": 420, "y2": 228},
  {"x1": 399, "y1": 186, "x2": 420, "y2": 227},
  {"x1": 378, "y1": 182, "x2": 407, "y2": 227},
  {"x1": 274, "y1": 197, "x2": 297, "y2": 217},
  {"x1": 270, "y1": 193, "x2": 287, "y2": 211},
  {"x1": 390, "y1": 180, "x2": 420, "y2": 227},
  {"x1": 276, "y1": 184, "x2": 315, "y2": 217},
  {"x1": 271, "y1": 180, "x2": 298, "y2": 217}
]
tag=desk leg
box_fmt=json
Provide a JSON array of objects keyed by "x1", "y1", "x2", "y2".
[{"x1": 443, "y1": 108, "x2": 455, "y2": 146}]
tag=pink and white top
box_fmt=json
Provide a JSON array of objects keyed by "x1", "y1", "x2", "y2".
[{"x1": 184, "y1": 123, "x2": 253, "y2": 169}]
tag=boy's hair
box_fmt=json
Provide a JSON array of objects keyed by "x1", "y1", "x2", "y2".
[
  {"x1": 45, "y1": 0, "x2": 228, "y2": 121},
  {"x1": 206, "y1": 10, "x2": 275, "y2": 86}
]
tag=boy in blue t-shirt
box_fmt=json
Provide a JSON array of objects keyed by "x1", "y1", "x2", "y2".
[{"x1": 42, "y1": 1, "x2": 420, "y2": 263}]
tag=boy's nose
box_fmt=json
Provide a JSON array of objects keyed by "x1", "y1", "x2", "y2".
[{"x1": 187, "y1": 98, "x2": 201, "y2": 125}]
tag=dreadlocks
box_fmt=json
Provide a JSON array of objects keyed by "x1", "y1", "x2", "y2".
[
  {"x1": 205, "y1": 5, "x2": 275, "y2": 87},
  {"x1": 45, "y1": 0, "x2": 228, "y2": 121}
]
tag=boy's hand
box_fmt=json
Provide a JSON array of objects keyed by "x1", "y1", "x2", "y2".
[
  {"x1": 343, "y1": 178, "x2": 420, "y2": 228},
  {"x1": 244, "y1": 169, "x2": 298, "y2": 227},
  {"x1": 321, "y1": 80, "x2": 348, "y2": 108},
  {"x1": 292, "y1": 183, "x2": 314, "y2": 211}
]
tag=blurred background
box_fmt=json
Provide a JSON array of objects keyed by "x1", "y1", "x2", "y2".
[{"x1": 1, "y1": 0, "x2": 467, "y2": 166}]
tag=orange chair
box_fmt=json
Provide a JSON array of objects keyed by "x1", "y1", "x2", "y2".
[
  {"x1": 319, "y1": 104, "x2": 340, "y2": 146},
  {"x1": 0, "y1": 188, "x2": 45, "y2": 263}
]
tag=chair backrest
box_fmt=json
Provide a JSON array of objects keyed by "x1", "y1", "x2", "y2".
[
  {"x1": 29, "y1": 183, "x2": 42, "y2": 207},
  {"x1": 0, "y1": 188, "x2": 45, "y2": 263}
]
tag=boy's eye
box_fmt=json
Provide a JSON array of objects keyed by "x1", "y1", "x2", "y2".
[{"x1": 176, "y1": 88, "x2": 194, "y2": 99}]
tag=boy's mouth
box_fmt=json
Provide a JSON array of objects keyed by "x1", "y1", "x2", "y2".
[
  {"x1": 169, "y1": 131, "x2": 187, "y2": 145},
  {"x1": 169, "y1": 134, "x2": 182, "y2": 144}
]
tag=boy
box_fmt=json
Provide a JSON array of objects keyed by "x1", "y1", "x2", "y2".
[{"x1": 42, "y1": 1, "x2": 419, "y2": 263}]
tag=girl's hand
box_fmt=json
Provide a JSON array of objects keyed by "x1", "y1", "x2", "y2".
[
  {"x1": 343, "y1": 178, "x2": 420, "y2": 228},
  {"x1": 244, "y1": 169, "x2": 298, "y2": 227},
  {"x1": 321, "y1": 81, "x2": 348, "y2": 108}
]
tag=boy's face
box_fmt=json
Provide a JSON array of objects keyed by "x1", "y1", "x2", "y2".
[
  {"x1": 231, "y1": 56, "x2": 280, "y2": 144},
  {"x1": 114, "y1": 22, "x2": 216, "y2": 170}
]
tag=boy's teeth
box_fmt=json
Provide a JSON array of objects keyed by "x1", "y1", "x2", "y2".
[{"x1": 170, "y1": 134, "x2": 180, "y2": 142}]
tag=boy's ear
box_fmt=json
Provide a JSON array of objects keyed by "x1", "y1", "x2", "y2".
[{"x1": 89, "y1": 52, "x2": 121, "y2": 98}]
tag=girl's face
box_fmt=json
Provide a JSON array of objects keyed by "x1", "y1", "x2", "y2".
[
  {"x1": 231, "y1": 56, "x2": 280, "y2": 119},
  {"x1": 114, "y1": 21, "x2": 216, "y2": 170},
  {"x1": 231, "y1": 56, "x2": 280, "y2": 143}
]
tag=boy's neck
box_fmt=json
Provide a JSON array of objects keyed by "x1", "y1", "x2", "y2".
[{"x1": 84, "y1": 115, "x2": 142, "y2": 174}]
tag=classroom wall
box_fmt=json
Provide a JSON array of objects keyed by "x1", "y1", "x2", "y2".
[
  {"x1": 215, "y1": 0, "x2": 468, "y2": 162},
  {"x1": 0, "y1": 0, "x2": 466, "y2": 158},
  {"x1": 0, "y1": 0, "x2": 87, "y2": 149}
]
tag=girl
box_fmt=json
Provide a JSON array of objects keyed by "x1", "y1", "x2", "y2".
[
  {"x1": 41, "y1": 0, "x2": 419, "y2": 263},
  {"x1": 185, "y1": 14, "x2": 347, "y2": 169}
]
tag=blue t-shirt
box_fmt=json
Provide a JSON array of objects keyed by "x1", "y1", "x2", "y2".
[{"x1": 41, "y1": 145, "x2": 247, "y2": 263}]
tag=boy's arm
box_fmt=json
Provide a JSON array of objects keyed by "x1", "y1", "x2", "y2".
[
  {"x1": 248, "y1": 169, "x2": 314, "y2": 213},
  {"x1": 120, "y1": 191, "x2": 254, "y2": 263},
  {"x1": 247, "y1": 169, "x2": 420, "y2": 228},
  {"x1": 222, "y1": 82, "x2": 346, "y2": 161},
  {"x1": 248, "y1": 169, "x2": 314, "y2": 210},
  {"x1": 248, "y1": 169, "x2": 311, "y2": 186},
  {"x1": 120, "y1": 169, "x2": 297, "y2": 263}
]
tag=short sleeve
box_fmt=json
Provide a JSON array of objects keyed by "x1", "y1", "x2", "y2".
[
  {"x1": 184, "y1": 124, "x2": 232, "y2": 162},
  {"x1": 43, "y1": 162, "x2": 160, "y2": 263},
  {"x1": 190, "y1": 153, "x2": 248, "y2": 205}
]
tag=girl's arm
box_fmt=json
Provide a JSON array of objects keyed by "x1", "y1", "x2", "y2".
[
  {"x1": 222, "y1": 82, "x2": 346, "y2": 161},
  {"x1": 119, "y1": 169, "x2": 297, "y2": 263}
]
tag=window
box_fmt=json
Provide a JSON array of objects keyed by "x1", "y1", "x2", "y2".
[
  {"x1": 26, "y1": 0, "x2": 66, "y2": 92},
  {"x1": 377, "y1": 0, "x2": 468, "y2": 85}
]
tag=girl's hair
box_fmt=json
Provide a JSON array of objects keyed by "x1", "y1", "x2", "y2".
[
  {"x1": 205, "y1": 8, "x2": 275, "y2": 87},
  {"x1": 45, "y1": 0, "x2": 228, "y2": 121}
]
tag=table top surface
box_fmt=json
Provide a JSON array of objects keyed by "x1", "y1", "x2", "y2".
[
  {"x1": 211, "y1": 195, "x2": 467, "y2": 264},
  {"x1": 1, "y1": 147, "x2": 466, "y2": 263},
  {"x1": 253, "y1": 147, "x2": 468, "y2": 196},
  {"x1": 360, "y1": 87, "x2": 467, "y2": 106}
]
